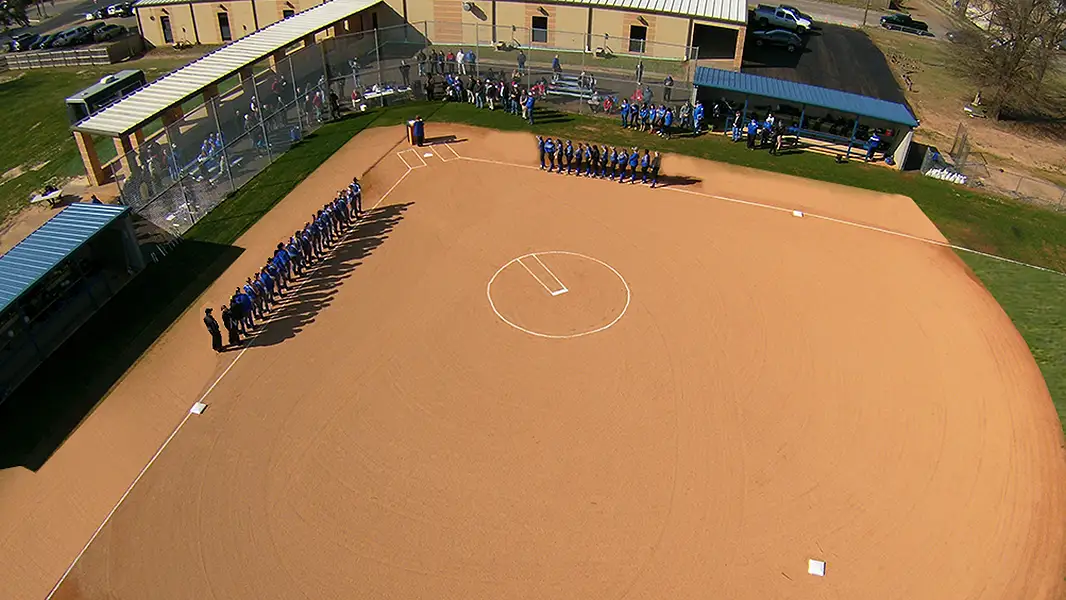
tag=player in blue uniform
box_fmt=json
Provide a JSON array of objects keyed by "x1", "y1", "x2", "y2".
[
  {"x1": 573, "y1": 142, "x2": 583, "y2": 175},
  {"x1": 627, "y1": 148, "x2": 640, "y2": 183},
  {"x1": 608, "y1": 147, "x2": 620, "y2": 180},
  {"x1": 555, "y1": 138, "x2": 565, "y2": 175},
  {"x1": 600, "y1": 145, "x2": 610, "y2": 177},
  {"x1": 616, "y1": 148, "x2": 628, "y2": 182},
  {"x1": 584, "y1": 144, "x2": 595, "y2": 176},
  {"x1": 537, "y1": 135, "x2": 546, "y2": 169},
  {"x1": 620, "y1": 99, "x2": 630, "y2": 128},
  {"x1": 649, "y1": 151, "x2": 662, "y2": 188},
  {"x1": 693, "y1": 101, "x2": 705, "y2": 136},
  {"x1": 564, "y1": 140, "x2": 574, "y2": 175},
  {"x1": 543, "y1": 137, "x2": 556, "y2": 172},
  {"x1": 640, "y1": 150, "x2": 651, "y2": 183}
]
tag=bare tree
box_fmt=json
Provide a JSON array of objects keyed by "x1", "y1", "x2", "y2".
[{"x1": 964, "y1": 0, "x2": 1066, "y2": 118}]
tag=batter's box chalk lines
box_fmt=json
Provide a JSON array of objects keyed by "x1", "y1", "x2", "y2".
[{"x1": 44, "y1": 163, "x2": 419, "y2": 600}]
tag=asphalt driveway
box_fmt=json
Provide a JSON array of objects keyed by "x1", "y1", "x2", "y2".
[{"x1": 741, "y1": 23, "x2": 908, "y2": 104}]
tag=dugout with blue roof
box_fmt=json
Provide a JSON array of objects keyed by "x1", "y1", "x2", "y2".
[
  {"x1": 693, "y1": 66, "x2": 919, "y2": 166},
  {"x1": 0, "y1": 202, "x2": 145, "y2": 401}
]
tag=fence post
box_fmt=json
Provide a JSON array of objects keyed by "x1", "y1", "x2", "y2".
[
  {"x1": 374, "y1": 27, "x2": 382, "y2": 89},
  {"x1": 250, "y1": 67, "x2": 273, "y2": 163},
  {"x1": 210, "y1": 95, "x2": 236, "y2": 194},
  {"x1": 287, "y1": 55, "x2": 305, "y2": 133}
]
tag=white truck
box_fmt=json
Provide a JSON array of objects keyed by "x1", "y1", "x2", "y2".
[{"x1": 750, "y1": 5, "x2": 812, "y2": 33}]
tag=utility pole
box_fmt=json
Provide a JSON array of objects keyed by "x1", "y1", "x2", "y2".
[{"x1": 862, "y1": 0, "x2": 872, "y2": 27}]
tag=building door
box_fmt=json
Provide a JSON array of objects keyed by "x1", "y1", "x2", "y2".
[
  {"x1": 218, "y1": 12, "x2": 232, "y2": 41},
  {"x1": 629, "y1": 24, "x2": 647, "y2": 53},
  {"x1": 531, "y1": 15, "x2": 547, "y2": 43},
  {"x1": 160, "y1": 15, "x2": 173, "y2": 44}
]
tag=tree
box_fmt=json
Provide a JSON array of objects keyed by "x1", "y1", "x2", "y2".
[
  {"x1": 0, "y1": 0, "x2": 31, "y2": 28},
  {"x1": 964, "y1": 0, "x2": 1066, "y2": 119}
]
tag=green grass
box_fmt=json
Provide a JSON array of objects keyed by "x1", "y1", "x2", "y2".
[
  {"x1": 0, "y1": 52, "x2": 210, "y2": 220},
  {"x1": 4, "y1": 98, "x2": 1066, "y2": 470},
  {"x1": 960, "y1": 252, "x2": 1066, "y2": 430},
  {"x1": 432, "y1": 101, "x2": 1066, "y2": 271}
]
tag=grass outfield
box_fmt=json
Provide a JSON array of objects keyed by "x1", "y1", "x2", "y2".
[{"x1": 2, "y1": 99, "x2": 1064, "y2": 470}]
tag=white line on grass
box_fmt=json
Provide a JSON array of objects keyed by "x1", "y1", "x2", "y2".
[
  {"x1": 45, "y1": 157, "x2": 415, "y2": 600},
  {"x1": 451, "y1": 151, "x2": 1065, "y2": 277}
]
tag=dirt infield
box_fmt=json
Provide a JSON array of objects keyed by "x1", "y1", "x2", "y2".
[{"x1": 2, "y1": 124, "x2": 1064, "y2": 599}]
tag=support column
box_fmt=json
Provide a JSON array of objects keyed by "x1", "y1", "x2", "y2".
[
  {"x1": 732, "y1": 25, "x2": 746, "y2": 71},
  {"x1": 203, "y1": 83, "x2": 220, "y2": 129},
  {"x1": 268, "y1": 49, "x2": 287, "y2": 70},
  {"x1": 132, "y1": 129, "x2": 145, "y2": 147},
  {"x1": 238, "y1": 66, "x2": 255, "y2": 83},
  {"x1": 303, "y1": 33, "x2": 316, "y2": 48},
  {"x1": 346, "y1": 16, "x2": 359, "y2": 32},
  {"x1": 73, "y1": 131, "x2": 108, "y2": 187},
  {"x1": 161, "y1": 105, "x2": 185, "y2": 126},
  {"x1": 331, "y1": 21, "x2": 346, "y2": 37},
  {"x1": 113, "y1": 134, "x2": 136, "y2": 178}
]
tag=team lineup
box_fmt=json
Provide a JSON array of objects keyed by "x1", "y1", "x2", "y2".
[{"x1": 537, "y1": 136, "x2": 664, "y2": 187}]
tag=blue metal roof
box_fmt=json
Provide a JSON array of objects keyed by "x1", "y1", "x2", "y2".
[
  {"x1": 0, "y1": 203, "x2": 130, "y2": 315},
  {"x1": 694, "y1": 67, "x2": 919, "y2": 127}
]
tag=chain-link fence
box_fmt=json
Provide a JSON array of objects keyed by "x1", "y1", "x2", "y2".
[
  {"x1": 111, "y1": 32, "x2": 415, "y2": 236},
  {"x1": 109, "y1": 20, "x2": 700, "y2": 234}
]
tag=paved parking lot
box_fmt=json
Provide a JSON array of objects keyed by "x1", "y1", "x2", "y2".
[{"x1": 741, "y1": 23, "x2": 908, "y2": 105}]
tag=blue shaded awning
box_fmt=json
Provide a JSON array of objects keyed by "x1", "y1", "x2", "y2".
[
  {"x1": 694, "y1": 67, "x2": 919, "y2": 127},
  {"x1": 0, "y1": 203, "x2": 130, "y2": 315}
]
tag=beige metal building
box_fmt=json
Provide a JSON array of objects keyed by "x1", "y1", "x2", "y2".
[{"x1": 135, "y1": 0, "x2": 748, "y2": 68}]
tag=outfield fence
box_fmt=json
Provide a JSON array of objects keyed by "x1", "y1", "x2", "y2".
[{"x1": 111, "y1": 20, "x2": 704, "y2": 235}]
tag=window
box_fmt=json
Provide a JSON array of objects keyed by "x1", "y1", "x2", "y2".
[
  {"x1": 282, "y1": 8, "x2": 295, "y2": 18},
  {"x1": 629, "y1": 24, "x2": 647, "y2": 53},
  {"x1": 217, "y1": 12, "x2": 231, "y2": 41},
  {"x1": 531, "y1": 15, "x2": 548, "y2": 43},
  {"x1": 160, "y1": 15, "x2": 173, "y2": 44}
]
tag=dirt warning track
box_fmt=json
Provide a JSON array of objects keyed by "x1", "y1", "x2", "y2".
[{"x1": 3, "y1": 125, "x2": 1064, "y2": 600}]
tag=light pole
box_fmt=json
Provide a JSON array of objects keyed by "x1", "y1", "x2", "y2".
[{"x1": 862, "y1": 0, "x2": 872, "y2": 27}]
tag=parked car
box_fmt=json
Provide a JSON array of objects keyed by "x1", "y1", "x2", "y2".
[
  {"x1": 85, "y1": 8, "x2": 108, "y2": 20},
  {"x1": 751, "y1": 4, "x2": 812, "y2": 33},
  {"x1": 105, "y1": 2, "x2": 134, "y2": 17},
  {"x1": 30, "y1": 33, "x2": 58, "y2": 50},
  {"x1": 880, "y1": 13, "x2": 929, "y2": 34},
  {"x1": 777, "y1": 4, "x2": 813, "y2": 22},
  {"x1": 94, "y1": 24, "x2": 127, "y2": 42},
  {"x1": 51, "y1": 26, "x2": 90, "y2": 47},
  {"x1": 8, "y1": 33, "x2": 38, "y2": 51},
  {"x1": 750, "y1": 28, "x2": 804, "y2": 52}
]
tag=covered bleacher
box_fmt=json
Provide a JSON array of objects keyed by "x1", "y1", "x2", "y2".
[
  {"x1": 0, "y1": 203, "x2": 144, "y2": 401},
  {"x1": 71, "y1": 0, "x2": 382, "y2": 186},
  {"x1": 693, "y1": 66, "x2": 919, "y2": 166}
]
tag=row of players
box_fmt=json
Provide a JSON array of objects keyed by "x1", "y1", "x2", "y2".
[{"x1": 537, "y1": 137, "x2": 664, "y2": 188}]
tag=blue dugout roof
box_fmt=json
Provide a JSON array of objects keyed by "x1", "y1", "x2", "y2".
[
  {"x1": 694, "y1": 67, "x2": 919, "y2": 128},
  {"x1": 0, "y1": 203, "x2": 130, "y2": 315}
]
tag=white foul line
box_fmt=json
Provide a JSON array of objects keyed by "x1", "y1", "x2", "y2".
[
  {"x1": 515, "y1": 257, "x2": 557, "y2": 295},
  {"x1": 450, "y1": 150, "x2": 1066, "y2": 278},
  {"x1": 45, "y1": 157, "x2": 416, "y2": 600},
  {"x1": 532, "y1": 254, "x2": 568, "y2": 296}
]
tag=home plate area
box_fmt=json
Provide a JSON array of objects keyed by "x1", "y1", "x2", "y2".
[{"x1": 487, "y1": 251, "x2": 630, "y2": 339}]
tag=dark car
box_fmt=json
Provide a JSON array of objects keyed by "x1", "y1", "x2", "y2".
[
  {"x1": 880, "y1": 13, "x2": 929, "y2": 33},
  {"x1": 750, "y1": 28, "x2": 804, "y2": 52},
  {"x1": 9, "y1": 33, "x2": 38, "y2": 51},
  {"x1": 30, "y1": 33, "x2": 58, "y2": 50},
  {"x1": 94, "y1": 24, "x2": 127, "y2": 42}
]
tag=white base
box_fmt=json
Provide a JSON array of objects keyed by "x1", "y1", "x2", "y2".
[
  {"x1": 190, "y1": 402, "x2": 208, "y2": 415},
  {"x1": 808, "y1": 559, "x2": 826, "y2": 576}
]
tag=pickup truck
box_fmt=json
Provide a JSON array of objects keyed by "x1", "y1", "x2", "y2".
[{"x1": 751, "y1": 5, "x2": 812, "y2": 34}]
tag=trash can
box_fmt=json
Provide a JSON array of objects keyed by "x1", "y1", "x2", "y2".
[{"x1": 408, "y1": 117, "x2": 425, "y2": 147}]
